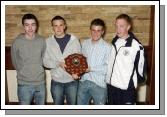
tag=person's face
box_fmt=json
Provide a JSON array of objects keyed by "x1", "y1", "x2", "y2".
[
  {"x1": 52, "y1": 19, "x2": 66, "y2": 38},
  {"x1": 23, "y1": 19, "x2": 37, "y2": 36},
  {"x1": 90, "y1": 25, "x2": 104, "y2": 42},
  {"x1": 115, "y1": 18, "x2": 130, "y2": 38}
]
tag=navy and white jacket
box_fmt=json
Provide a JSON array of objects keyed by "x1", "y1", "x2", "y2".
[{"x1": 106, "y1": 32, "x2": 146, "y2": 90}]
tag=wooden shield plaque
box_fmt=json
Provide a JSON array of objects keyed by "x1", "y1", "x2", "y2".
[{"x1": 65, "y1": 53, "x2": 88, "y2": 76}]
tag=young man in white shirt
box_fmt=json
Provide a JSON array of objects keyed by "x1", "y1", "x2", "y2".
[{"x1": 77, "y1": 18, "x2": 111, "y2": 105}]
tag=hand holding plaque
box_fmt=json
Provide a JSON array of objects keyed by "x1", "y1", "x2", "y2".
[{"x1": 65, "y1": 53, "x2": 88, "y2": 77}]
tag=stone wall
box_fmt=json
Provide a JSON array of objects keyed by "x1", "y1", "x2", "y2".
[{"x1": 5, "y1": 5, "x2": 151, "y2": 46}]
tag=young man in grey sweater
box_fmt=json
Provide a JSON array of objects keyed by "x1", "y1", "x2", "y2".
[
  {"x1": 43, "y1": 16, "x2": 81, "y2": 105},
  {"x1": 11, "y1": 13, "x2": 46, "y2": 105}
]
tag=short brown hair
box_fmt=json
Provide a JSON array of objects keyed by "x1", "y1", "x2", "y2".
[
  {"x1": 90, "y1": 18, "x2": 106, "y2": 37},
  {"x1": 51, "y1": 15, "x2": 67, "y2": 31},
  {"x1": 116, "y1": 14, "x2": 133, "y2": 31},
  {"x1": 22, "y1": 13, "x2": 39, "y2": 32}
]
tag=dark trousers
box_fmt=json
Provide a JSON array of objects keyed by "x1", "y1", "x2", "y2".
[{"x1": 107, "y1": 79, "x2": 136, "y2": 105}]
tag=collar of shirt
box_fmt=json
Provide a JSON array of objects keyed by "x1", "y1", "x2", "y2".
[{"x1": 90, "y1": 38, "x2": 103, "y2": 45}]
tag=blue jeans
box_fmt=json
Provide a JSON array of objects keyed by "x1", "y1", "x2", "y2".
[
  {"x1": 17, "y1": 83, "x2": 46, "y2": 105},
  {"x1": 51, "y1": 80, "x2": 78, "y2": 105},
  {"x1": 77, "y1": 80, "x2": 107, "y2": 105}
]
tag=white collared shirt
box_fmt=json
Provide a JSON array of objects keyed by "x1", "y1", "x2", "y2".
[{"x1": 81, "y1": 38, "x2": 112, "y2": 88}]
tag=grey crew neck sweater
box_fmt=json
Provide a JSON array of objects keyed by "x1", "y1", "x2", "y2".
[{"x1": 11, "y1": 33, "x2": 46, "y2": 85}]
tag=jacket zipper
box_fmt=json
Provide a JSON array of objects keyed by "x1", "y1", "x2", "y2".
[{"x1": 109, "y1": 46, "x2": 125, "y2": 84}]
